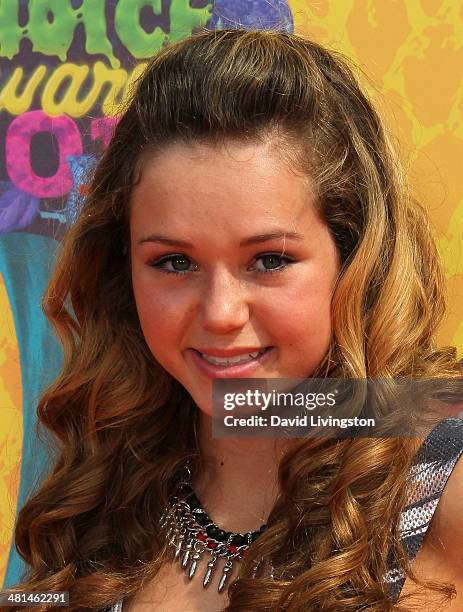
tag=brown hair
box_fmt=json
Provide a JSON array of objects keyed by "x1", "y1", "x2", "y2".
[{"x1": 9, "y1": 29, "x2": 462, "y2": 611}]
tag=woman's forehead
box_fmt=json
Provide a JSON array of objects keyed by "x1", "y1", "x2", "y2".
[{"x1": 129, "y1": 139, "x2": 316, "y2": 227}]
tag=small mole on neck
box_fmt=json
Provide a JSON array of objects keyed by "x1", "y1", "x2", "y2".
[{"x1": 220, "y1": 460, "x2": 224, "y2": 466}]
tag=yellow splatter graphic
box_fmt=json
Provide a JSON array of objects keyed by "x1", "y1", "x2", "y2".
[{"x1": 289, "y1": 0, "x2": 463, "y2": 354}]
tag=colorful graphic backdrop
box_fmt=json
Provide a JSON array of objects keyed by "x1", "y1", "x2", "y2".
[{"x1": 1, "y1": 0, "x2": 462, "y2": 589}]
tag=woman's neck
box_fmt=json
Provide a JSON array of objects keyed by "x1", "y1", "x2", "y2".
[{"x1": 192, "y1": 412, "x2": 295, "y2": 533}]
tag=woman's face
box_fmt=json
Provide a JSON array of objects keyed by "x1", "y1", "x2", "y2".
[{"x1": 130, "y1": 140, "x2": 340, "y2": 416}]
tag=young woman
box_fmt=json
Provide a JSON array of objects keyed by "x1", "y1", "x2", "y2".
[{"x1": 5, "y1": 29, "x2": 463, "y2": 611}]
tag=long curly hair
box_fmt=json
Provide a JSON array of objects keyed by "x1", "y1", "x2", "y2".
[{"x1": 8, "y1": 29, "x2": 462, "y2": 611}]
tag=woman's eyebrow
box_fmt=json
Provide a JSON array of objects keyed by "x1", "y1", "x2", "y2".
[
  {"x1": 137, "y1": 231, "x2": 305, "y2": 247},
  {"x1": 240, "y1": 231, "x2": 304, "y2": 246}
]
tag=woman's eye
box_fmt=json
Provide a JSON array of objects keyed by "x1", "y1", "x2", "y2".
[
  {"x1": 149, "y1": 255, "x2": 198, "y2": 275},
  {"x1": 251, "y1": 253, "x2": 294, "y2": 273},
  {"x1": 148, "y1": 252, "x2": 294, "y2": 276}
]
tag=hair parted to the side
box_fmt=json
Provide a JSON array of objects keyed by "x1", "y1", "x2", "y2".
[{"x1": 8, "y1": 29, "x2": 462, "y2": 611}]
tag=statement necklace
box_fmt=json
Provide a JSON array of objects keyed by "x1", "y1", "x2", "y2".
[{"x1": 160, "y1": 480, "x2": 269, "y2": 594}]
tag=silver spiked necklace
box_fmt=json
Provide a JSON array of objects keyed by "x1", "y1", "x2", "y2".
[{"x1": 160, "y1": 479, "x2": 269, "y2": 593}]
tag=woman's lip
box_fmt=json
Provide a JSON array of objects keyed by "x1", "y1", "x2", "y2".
[{"x1": 186, "y1": 347, "x2": 275, "y2": 378}]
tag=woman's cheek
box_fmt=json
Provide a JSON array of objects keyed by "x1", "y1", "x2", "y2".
[{"x1": 137, "y1": 297, "x2": 179, "y2": 339}]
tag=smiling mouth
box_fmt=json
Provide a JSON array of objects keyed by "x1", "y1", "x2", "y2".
[{"x1": 193, "y1": 347, "x2": 272, "y2": 366}]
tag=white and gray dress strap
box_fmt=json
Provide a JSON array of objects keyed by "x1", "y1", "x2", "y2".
[{"x1": 383, "y1": 416, "x2": 463, "y2": 601}]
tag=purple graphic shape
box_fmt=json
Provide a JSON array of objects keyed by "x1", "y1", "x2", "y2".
[
  {"x1": 208, "y1": 0, "x2": 293, "y2": 32},
  {"x1": 0, "y1": 182, "x2": 40, "y2": 234}
]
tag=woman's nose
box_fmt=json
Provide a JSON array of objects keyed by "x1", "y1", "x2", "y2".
[{"x1": 199, "y1": 267, "x2": 250, "y2": 334}]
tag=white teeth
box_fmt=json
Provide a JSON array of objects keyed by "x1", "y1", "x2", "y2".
[{"x1": 200, "y1": 349, "x2": 266, "y2": 366}]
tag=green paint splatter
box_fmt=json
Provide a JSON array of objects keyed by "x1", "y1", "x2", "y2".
[
  {"x1": 78, "y1": 0, "x2": 119, "y2": 68},
  {"x1": 0, "y1": 0, "x2": 212, "y2": 65},
  {"x1": 28, "y1": 0, "x2": 79, "y2": 62},
  {"x1": 114, "y1": 0, "x2": 166, "y2": 60},
  {"x1": 0, "y1": 0, "x2": 24, "y2": 59},
  {"x1": 0, "y1": 0, "x2": 119, "y2": 66},
  {"x1": 169, "y1": 0, "x2": 213, "y2": 44}
]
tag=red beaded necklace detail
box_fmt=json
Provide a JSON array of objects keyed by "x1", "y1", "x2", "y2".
[{"x1": 160, "y1": 481, "x2": 268, "y2": 593}]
